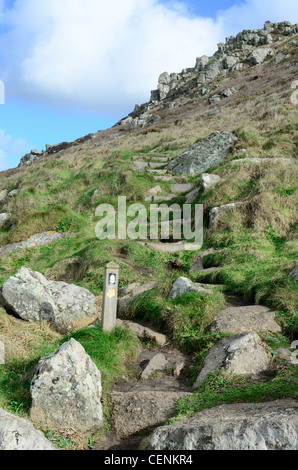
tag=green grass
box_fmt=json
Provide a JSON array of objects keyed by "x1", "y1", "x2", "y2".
[{"x1": 172, "y1": 368, "x2": 298, "y2": 422}]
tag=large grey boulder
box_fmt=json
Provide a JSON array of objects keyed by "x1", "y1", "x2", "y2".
[
  {"x1": 0, "y1": 408, "x2": 57, "y2": 450},
  {"x1": 150, "y1": 400, "x2": 298, "y2": 450},
  {"x1": 30, "y1": 339, "x2": 103, "y2": 434},
  {"x1": 211, "y1": 305, "x2": 281, "y2": 334},
  {"x1": 169, "y1": 277, "x2": 211, "y2": 300},
  {"x1": 193, "y1": 332, "x2": 270, "y2": 388},
  {"x1": 0, "y1": 267, "x2": 98, "y2": 332},
  {"x1": 166, "y1": 131, "x2": 237, "y2": 176}
]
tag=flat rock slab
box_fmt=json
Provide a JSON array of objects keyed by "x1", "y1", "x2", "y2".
[
  {"x1": 117, "y1": 319, "x2": 167, "y2": 346},
  {"x1": 0, "y1": 231, "x2": 65, "y2": 255},
  {"x1": 150, "y1": 399, "x2": 298, "y2": 450},
  {"x1": 0, "y1": 408, "x2": 57, "y2": 450},
  {"x1": 193, "y1": 332, "x2": 270, "y2": 388},
  {"x1": 110, "y1": 390, "x2": 191, "y2": 437},
  {"x1": 211, "y1": 305, "x2": 281, "y2": 334}
]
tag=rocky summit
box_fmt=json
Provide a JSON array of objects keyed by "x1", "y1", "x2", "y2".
[{"x1": 0, "y1": 20, "x2": 297, "y2": 451}]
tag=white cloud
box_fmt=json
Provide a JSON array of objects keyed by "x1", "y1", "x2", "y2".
[
  {"x1": 0, "y1": 129, "x2": 29, "y2": 171},
  {"x1": 0, "y1": 0, "x2": 296, "y2": 115},
  {"x1": 0, "y1": 0, "x2": 223, "y2": 113}
]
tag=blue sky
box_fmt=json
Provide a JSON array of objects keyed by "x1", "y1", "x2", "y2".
[{"x1": 0, "y1": 0, "x2": 297, "y2": 170}]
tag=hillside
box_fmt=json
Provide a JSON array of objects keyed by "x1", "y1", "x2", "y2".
[{"x1": 0, "y1": 20, "x2": 297, "y2": 450}]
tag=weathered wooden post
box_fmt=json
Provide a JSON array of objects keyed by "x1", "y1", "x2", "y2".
[{"x1": 101, "y1": 262, "x2": 119, "y2": 332}]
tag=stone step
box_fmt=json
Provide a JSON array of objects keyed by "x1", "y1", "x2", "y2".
[
  {"x1": 133, "y1": 161, "x2": 167, "y2": 170},
  {"x1": 146, "y1": 169, "x2": 169, "y2": 175},
  {"x1": 145, "y1": 194, "x2": 182, "y2": 202},
  {"x1": 170, "y1": 183, "x2": 196, "y2": 194},
  {"x1": 153, "y1": 175, "x2": 178, "y2": 182},
  {"x1": 139, "y1": 241, "x2": 186, "y2": 252}
]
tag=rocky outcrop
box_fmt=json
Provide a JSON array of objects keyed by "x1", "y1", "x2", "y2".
[
  {"x1": 0, "y1": 267, "x2": 98, "y2": 332},
  {"x1": 30, "y1": 339, "x2": 103, "y2": 434},
  {"x1": 166, "y1": 131, "x2": 237, "y2": 176},
  {"x1": 150, "y1": 399, "x2": 298, "y2": 450},
  {"x1": 193, "y1": 332, "x2": 270, "y2": 388},
  {"x1": 0, "y1": 408, "x2": 57, "y2": 450},
  {"x1": 210, "y1": 305, "x2": 281, "y2": 334}
]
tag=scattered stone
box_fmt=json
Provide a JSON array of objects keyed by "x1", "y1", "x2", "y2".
[
  {"x1": 174, "y1": 360, "x2": 186, "y2": 377},
  {"x1": 211, "y1": 305, "x2": 281, "y2": 334},
  {"x1": 141, "y1": 354, "x2": 169, "y2": 380},
  {"x1": 289, "y1": 265, "x2": 298, "y2": 285},
  {"x1": 0, "y1": 213, "x2": 11, "y2": 229},
  {"x1": 110, "y1": 390, "x2": 190, "y2": 437},
  {"x1": 221, "y1": 87, "x2": 237, "y2": 97},
  {"x1": 189, "y1": 248, "x2": 215, "y2": 272},
  {"x1": 201, "y1": 174, "x2": 221, "y2": 192},
  {"x1": 0, "y1": 267, "x2": 98, "y2": 332},
  {"x1": 18, "y1": 153, "x2": 37, "y2": 167},
  {"x1": 150, "y1": 400, "x2": 298, "y2": 450},
  {"x1": 147, "y1": 186, "x2": 163, "y2": 196},
  {"x1": 117, "y1": 319, "x2": 167, "y2": 346},
  {"x1": 119, "y1": 283, "x2": 140, "y2": 298},
  {"x1": 0, "y1": 190, "x2": 8, "y2": 206},
  {"x1": 274, "y1": 348, "x2": 293, "y2": 362},
  {"x1": 169, "y1": 277, "x2": 211, "y2": 300},
  {"x1": 209, "y1": 95, "x2": 221, "y2": 105},
  {"x1": 209, "y1": 202, "x2": 242, "y2": 227},
  {"x1": 0, "y1": 408, "x2": 57, "y2": 450},
  {"x1": 30, "y1": 339, "x2": 103, "y2": 434},
  {"x1": 8, "y1": 189, "x2": 18, "y2": 198},
  {"x1": 0, "y1": 341, "x2": 4, "y2": 365},
  {"x1": 0, "y1": 231, "x2": 65, "y2": 256},
  {"x1": 193, "y1": 332, "x2": 270, "y2": 388},
  {"x1": 167, "y1": 131, "x2": 237, "y2": 176}
]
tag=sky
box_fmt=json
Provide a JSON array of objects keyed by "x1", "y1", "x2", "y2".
[{"x1": 0, "y1": 0, "x2": 297, "y2": 170}]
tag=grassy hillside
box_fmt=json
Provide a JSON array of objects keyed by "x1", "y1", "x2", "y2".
[{"x1": 0, "y1": 24, "x2": 297, "y2": 448}]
